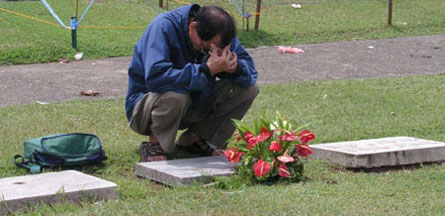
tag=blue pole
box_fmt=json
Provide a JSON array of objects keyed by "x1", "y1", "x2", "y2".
[{"x1": 71, "y1": 17, "x2": 78, "y2": 50}]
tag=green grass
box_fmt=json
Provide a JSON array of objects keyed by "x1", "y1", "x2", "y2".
[
  {"x1": 0, "y1": 0, "x2": 444, "y2": 64},
  {"x1": 1, "y1": 75, "x2": 444, "y2": 215}
]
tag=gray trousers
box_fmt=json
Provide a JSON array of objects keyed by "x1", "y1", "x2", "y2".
[{"x1": 130, "y1": 79, "x2": 259, "y2": 153}]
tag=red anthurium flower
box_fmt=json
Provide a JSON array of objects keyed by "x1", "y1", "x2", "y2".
[
  {"x1": 278, "y1": 132, "x2": 299, "y2": 142},
  {"x1": 224, "y1": 147, "x2": 245, "y2": 163},
  {"x1": 243, "y1": 132, "x2": 254, "y2": 142},
  {"x1": 237, "y1": 136, "x2": 241, "y2": 142},
  {"x1": 296, "y1": 144, "x2": 315, "y2": 157},
  {"x1": 269, "y1": 141, "x2": 282, "y2": 152},
  {"x1": 233, "y1": 151, "x2": 246, "y2": 162},
  {"x1": 224, "y1": 148, "x2": 236, "y2": 161},
  {"x1": 247, "y1": 136, "x2": 260, "y2": 150},
  {"x1": 258, "y1": 127, "x2": 273, "y2": 142},
  {"x1": 299, "y1": 130, "x2": 315, "y2": 144},
  {"x1": 278, "y1": 164, "x2": 291, "y2": 178},
  {"x1": 253, "y1": 160, "x2": 271, "y2": 177},
  {"x1": 277, "y1": 155, "x2": 295, "y2": 163}
]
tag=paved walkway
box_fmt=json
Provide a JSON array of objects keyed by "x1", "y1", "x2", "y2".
[{"x1": 0, "y1": 35, "x2": 443, "y2": 107}]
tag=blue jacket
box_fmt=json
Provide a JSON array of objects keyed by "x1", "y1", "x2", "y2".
[{"x1": 125, "y1": 4, "x2": 258, "y2": 121}]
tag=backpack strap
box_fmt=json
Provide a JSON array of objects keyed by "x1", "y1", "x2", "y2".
[{"x1": 14, "y1": 155, "x2": 42, "y2": 174}]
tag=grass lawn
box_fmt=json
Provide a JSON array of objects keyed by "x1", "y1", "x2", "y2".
[
  {"x1": 0, "y1": 0, "x2": 444, "y2": 64},
  {"x1": 1, "y1": 75, "x2": 444, "y2": 215}
]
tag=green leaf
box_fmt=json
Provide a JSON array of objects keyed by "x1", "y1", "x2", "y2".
[
  {"x1": 244, "y1": 155, "x2": 253, "y2": 166},
  {"x1": 238, "y1": 146, "x2": 249, "y2": 152},
  {"x1": 260, "y1": 118, "x2": 272, "y2": 130},
  {"x1": 254, "y1": 118, "x2": 262, "y2": 134},
  {"x1": 275, "y1": 111, "x2": 286, "y2": 129},
  {"x1": 232, "y1": 118, "x2": 255, "y2": 133}
]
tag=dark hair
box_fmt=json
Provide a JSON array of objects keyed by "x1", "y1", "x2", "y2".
[{"x1": 194, "y1": 6, "x2": 236, "y2": 48}]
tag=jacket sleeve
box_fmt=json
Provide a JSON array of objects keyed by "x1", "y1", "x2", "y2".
[
  {"x1": 141, "y1": 19, "x2": 210, "y2": 93},
  {"x1": 229, "y1": 37, "x2": 258, "y2": 87}
]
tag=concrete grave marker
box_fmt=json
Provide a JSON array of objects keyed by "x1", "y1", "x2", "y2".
[
  {"x1": 309, "y1": 136, "x2": 445, "y2": 168},
  {"x1": 136, "y1": 156, "x2": 236, "y2": 186},
  {"x1": 0, "y1": 170, "x2": 118, "y2": 214}
]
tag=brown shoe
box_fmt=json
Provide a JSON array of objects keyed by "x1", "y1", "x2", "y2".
[{"x1": 139, "y1": 142, "x2": 167, "y2": 162}]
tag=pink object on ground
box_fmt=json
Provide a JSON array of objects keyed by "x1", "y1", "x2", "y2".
[{"x1": 278, "y1": 46, "x2": 304, "y2": 54}]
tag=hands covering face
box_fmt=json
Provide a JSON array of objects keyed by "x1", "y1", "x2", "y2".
[{"x1": 206, "y1": 43, "x2": 238, "y2": 76}]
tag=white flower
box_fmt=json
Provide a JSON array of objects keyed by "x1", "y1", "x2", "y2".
[{"x1": 270, "y1": 120, "x2": 291, "y2": 131}]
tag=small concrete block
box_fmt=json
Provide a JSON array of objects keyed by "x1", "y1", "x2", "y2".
[
  {"x1": 309, "y1": 137, "x2": 445, "y2": 168},
  {"x1": 136, "y1": 156, "x2": 236, "y2": 186},
  {"x1": 0, "y1": 170, "x2": 118, "y2": 214}
]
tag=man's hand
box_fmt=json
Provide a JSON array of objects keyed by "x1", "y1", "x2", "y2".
[{"x1": 206, "y1": 44, "x2": 238, "y2": 76}]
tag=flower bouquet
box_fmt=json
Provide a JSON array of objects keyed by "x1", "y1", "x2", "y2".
[{"x1": 224, "y1": 112, "x2": 315, "y2": 183}]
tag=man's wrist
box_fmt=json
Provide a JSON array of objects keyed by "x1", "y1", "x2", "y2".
[
  {"x1": 200, "y1": 61, "x2": 212, "y2": 78},
  {"x1": 231, "y1": 60, "x2": 242, "y2": 76},
  {"x1": 206, "y1": 62, "x2": 219, "y2": 76}
]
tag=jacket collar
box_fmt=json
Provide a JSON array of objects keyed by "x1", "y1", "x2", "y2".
[{"x1": 180, "y1": 4, "x2": 201, "y2": 54}]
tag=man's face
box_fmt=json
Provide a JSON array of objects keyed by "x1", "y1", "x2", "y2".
[
  {"x1": 200, "y1": 34, "x2": 222, "y2": 53},
  {"x1": 189, "y1": 21, "x2": 222, "y2": 53}
]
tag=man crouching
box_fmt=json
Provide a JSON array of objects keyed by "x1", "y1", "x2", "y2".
[{"x1": 125, "y1": 4, "x2": 259, "y2": 162}]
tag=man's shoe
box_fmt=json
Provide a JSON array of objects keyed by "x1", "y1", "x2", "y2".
[{"x1": 139, "y1": 141, "x2": 168, "y2": 162}]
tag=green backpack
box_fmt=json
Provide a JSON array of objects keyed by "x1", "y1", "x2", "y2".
[{"x1": 14, "y1": 133, "x2": 107, "y2": 174}]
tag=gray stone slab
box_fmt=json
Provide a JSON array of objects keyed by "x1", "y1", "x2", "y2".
[
  {"x1": 309, "y1": 136, "x2": 445, "y2": 168},
  {"x1": 0, "y1": 170, "x2": 118, "y2": 214},
  {"x1": 136, "y1": 156, "x2": 236, "y2": 186}
]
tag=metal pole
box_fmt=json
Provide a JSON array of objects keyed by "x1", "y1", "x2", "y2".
[
  {"x1": 254, "y1": 0, "x2": 261, "y2": 31},
  {"x1": 75, "y1": 0, "x2": 79, "y2": 19},
  {"x1": 74, "y1": 0, "x2": 79, "y2": 50},
  {"x1": 388, "y1": 0, "x2": 393, "y2": 25},
  {"x1": 242, "y1": 0, "x2": 245, "y2": 31},
  {"x1": 71, "y1": 17, "x2": 78, "y2": 50},
  {"x1": 159, "y1": 0, "x2": 163, "y2": 8}
]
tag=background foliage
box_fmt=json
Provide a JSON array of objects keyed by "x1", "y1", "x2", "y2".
[{"x1": 0, "y1": 0, "x2": 444, "y2": 64}]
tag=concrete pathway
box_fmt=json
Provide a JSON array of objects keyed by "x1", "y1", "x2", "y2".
[{"x1": 0, "y1": 35, "x2": 443, "y2": 107}]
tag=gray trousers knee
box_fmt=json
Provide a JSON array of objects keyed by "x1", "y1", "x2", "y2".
[{"x1": 130, "y1": 79, "x2": 259, "y2": 153}]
